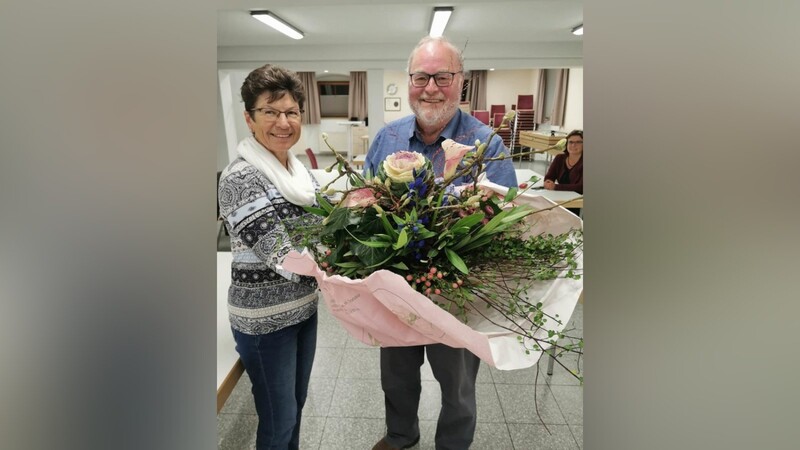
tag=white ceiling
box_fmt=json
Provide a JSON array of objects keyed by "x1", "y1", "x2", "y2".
[{"x1": 217, "y1": 0, "x2": 583, "y2": 73}]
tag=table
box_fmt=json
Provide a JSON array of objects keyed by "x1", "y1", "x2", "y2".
[
  {"x1": 352, "y1": 154, "x2": 366, "y2": 169},
  {"x1": 514, "y1": 168, "x2": 583, "y2": 209},
  {"x1": 336, "y1": 120, "x2": 365, "y2": 162},
  {"x1": 217, "y1": 251, "x2": 244, "y2": 413},
  {"x1": 518, "y1": 130, "x2": 566, "y2": 163}
]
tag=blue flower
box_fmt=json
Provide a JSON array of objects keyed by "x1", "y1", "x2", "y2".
[{"x1": 409, "y1": 170, "x2": 428, "y2": 197}]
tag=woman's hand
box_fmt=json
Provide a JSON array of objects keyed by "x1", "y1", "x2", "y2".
[{"x1": 543, "y1": 180, "x2": 556, "y2": 190}]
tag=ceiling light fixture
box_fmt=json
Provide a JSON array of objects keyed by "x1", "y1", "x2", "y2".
[
  {"x1": 250, "y1": 10, "x2": 304, "y2": 40},
  {"x1": 571, "y1": 24, "x2": 583, "y2": 36},
  {"x1": 429, "y1": 7, "x2": 454, "y2": 37}
]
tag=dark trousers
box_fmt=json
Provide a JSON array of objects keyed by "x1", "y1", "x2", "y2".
[
  {"x1": 232, "y1": 312, "x2": 317, "y2": 450},
  {"x1": 380, "y1": 344, "x2": 480, "y2": 450}
]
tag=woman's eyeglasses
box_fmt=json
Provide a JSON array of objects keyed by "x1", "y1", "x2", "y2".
[
  {"x1": 250, "y1": 107, "x2": 304, "y2": 122},
  {"x1": 409, "y1": 71, "x2": 462, "y2": 88}
]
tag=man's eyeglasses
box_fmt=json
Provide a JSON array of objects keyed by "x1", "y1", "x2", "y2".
[
  {"x1": 250, "y1": 107, "x2": 304, "y2": 122},
  {"x1": 409, "y1": 71, "x2": 462, "y2": 88}
]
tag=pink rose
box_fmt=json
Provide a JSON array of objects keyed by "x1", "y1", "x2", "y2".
[
  {"x1": 340, "y1": 188, "x2": 378, "y2": 208},
  {"x1": 442, "y1": 139, "x2": 474, "y2": 180}
]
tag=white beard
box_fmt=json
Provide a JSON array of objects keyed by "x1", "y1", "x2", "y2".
[{"x1": 411, "y1": 97, "x2": 459, "y2": 130}]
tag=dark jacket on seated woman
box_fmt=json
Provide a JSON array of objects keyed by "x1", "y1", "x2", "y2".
[{"x1": 544, "y1": 152, "x2": 583, "y2": 194}]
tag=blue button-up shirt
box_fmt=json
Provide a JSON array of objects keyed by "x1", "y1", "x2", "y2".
[{"x1": 363, "y1": 110, "x2": 518, "y2": 188}]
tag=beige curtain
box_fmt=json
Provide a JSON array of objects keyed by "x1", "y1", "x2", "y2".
[
  {"x1": 551, "y1": 69, "x2": 569, "y2": 127},
  {"x1": 347, "y1": 71, "x2": 368, "y2": 121},
  {"x1": 534, "y1": 69, "x2": 547, "y2": 126},
  {"x1": 468, "y1": 70, "x2": 487, "y2": 111},
  {"x1": 298, "y1": 72, "x2": 321, "y2": 125}
]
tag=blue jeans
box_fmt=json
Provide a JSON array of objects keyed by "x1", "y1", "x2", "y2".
[{"x1": 232, "y1": 312, "x2": 317, "y2": 450}]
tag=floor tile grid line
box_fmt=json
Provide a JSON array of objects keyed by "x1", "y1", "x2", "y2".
[
  {"x1": 548, "y1": 386, "x2": 582, "y2": 448},
  {"x1": 537, "y1": 324, "x2": 583, "y2": 448},
  {"x1": 482, "y1": 375, "x2": 518, "y2": 449},
  {"x1": 314, "y1": 334, "x2": 348, "y2": 450}
]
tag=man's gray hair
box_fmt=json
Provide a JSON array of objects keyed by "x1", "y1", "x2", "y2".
[{"x1": 406, "y1": 35, "x2": 465, "y2": 73}]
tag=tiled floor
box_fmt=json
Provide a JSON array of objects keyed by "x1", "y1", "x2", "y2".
[
  {"x1": 217, "y1": 154, "x2": 583, "y2": 449},
  {"x1": 217, "y1": 298, "x2": 583, "y2": 450}
]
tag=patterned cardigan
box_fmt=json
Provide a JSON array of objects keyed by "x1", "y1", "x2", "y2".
[{"x1": 218, "y1": 157, "x2": 322, "y2": 335}]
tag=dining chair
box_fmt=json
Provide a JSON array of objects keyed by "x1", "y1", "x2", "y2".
[
  {"x1": 489, "y1": 104, "x2": 506, "y2": 124},
  {"x1": 517, "y1": 94, "x2": 534, "y2": 110},
  {"x1": 493, "y1": 112, "x2": 507, "y2": 128},
  {"x1": 472, "y1": 110, "x2": 490, "y2": 125},
  {"x1": 305, "y1": 148, "x2": 319, "y2": 169}
]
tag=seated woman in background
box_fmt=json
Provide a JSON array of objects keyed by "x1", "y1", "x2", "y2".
[{"x1": 544, "y1": 129, "x2": 583, "y2": 216}]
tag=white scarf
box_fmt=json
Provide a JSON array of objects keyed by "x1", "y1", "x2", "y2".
[{"x1": 237, "y1": 136, "x2": 316, "y2": 206}]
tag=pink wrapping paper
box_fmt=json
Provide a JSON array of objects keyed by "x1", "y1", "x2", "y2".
[{"x1": 281, "y1": 181, "x2": 583, "y2": 370}]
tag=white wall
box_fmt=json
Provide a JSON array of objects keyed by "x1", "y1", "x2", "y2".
[
  {"x1": 382, "y1": 70, "x2": 412, "y2": 124},
  {"x1": 485, "y1": 69, "x2": 539, "y2": 112}
]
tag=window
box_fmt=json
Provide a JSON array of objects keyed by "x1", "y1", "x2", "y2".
[{"x1": 318, "y1": 81, "x2": 349, "y2": 117}]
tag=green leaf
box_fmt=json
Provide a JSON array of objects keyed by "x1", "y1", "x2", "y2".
[
  {"x1": 377, "y1": 211, "x2": 398, "y2": 238},
  {"x1": 500, "y1": 205, "x2": 533, "y2": 224},
  {"x1": 391, "y1": 215, "x2": 406, "y2": 226},
  {"x1": 445, "y1": 248, "x2": 469, "y2": 274},
  {"x1": 391, "y1": 262, "x2": 409, "y2": 270},
  {"x1": 473, "y1": 209, "x2": 510, "y2": 237},
  {"x1": 303, "y1": 206, "x2": 328, "y2": 217},
  {"x1": 335, "y1": 261, "x2": 364, "y2": 268},
  {"x1": 417, "y1": 230, "x2": 437, "y2": 239},
  {"x1": 351, "y1": 241, "x2": 392, "y2": 267},
  {"x1": 451, "y1": 212, "x2": 485, "y2": 231},
  {"x1": 316, "y1": 193, "x2": 333, "y2": 213},
  {"x1": 354, "y1": 238, "x2": 391, "y2": 248},
  {"x1": 459, "y1": 235, "x2": 494, "y2": 252},
  {"x1": 363, "y1": 252, "x2": 395, "y2": 269},
  {"x1": 504, "y1": 187, "x2": 519, "y2": 202},
  {"x1": 393, "y1": 228, "x2": 408, "y2": 250},
  {"x1": 322, "y1": 207, "x2": 351, "y2": 233}
]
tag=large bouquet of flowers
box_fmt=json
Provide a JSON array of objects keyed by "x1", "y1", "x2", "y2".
[{"x1": 282, "y1": 113, "x2": 583, "y2": 377}]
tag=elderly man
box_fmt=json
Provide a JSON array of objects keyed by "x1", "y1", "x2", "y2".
[{"x1": 363, "y1": 36, "x2": 517, "y2": 450}]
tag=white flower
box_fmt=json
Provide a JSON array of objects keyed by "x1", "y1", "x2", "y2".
[{"x1": 383, "y1": 151, "x2": 426, "y2": 183}]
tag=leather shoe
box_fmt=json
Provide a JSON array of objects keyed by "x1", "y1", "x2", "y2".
[{"x1": 371, "y1": 436, "x2": 420, "y2": 450}]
